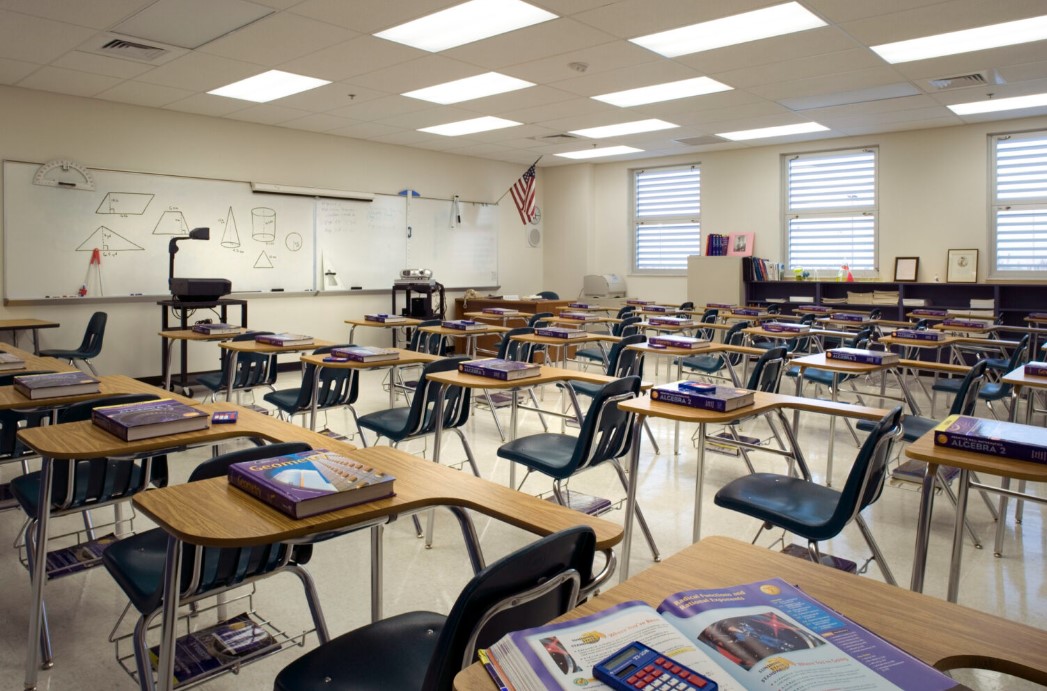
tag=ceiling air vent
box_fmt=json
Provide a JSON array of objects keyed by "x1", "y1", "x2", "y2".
[
  {"x1": 530, "y1": 134, "x2": 578, "y2": 142},
  {"x1": 675, "y1": 135, "x2": 726, "y2": 147},
  {"x1": 99, "y1": 38, "x2": 169, "y2": 61},
  {"x1": 926, "y1": 70, "x2": 1003, "y2": 91},
  {"x1": 78, "y1": 34, "x2": 186, "y2": 65}
]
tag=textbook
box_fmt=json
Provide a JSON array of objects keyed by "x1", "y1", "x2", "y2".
[
  {"x1": 543, "y1": 489, "x2": 612, "y2": 517},
  {"x1": 535, "y1": 327, "x2": 587, "y2": 340},
  {"x1": 648, "y1": 316, "x2": 697, "y2": 327},
  {"x1": 829, "y1": 312, "x2": 868, "y2": 322},
  {"x1": 730, "y1": 308, "x2": 765, "y2": 317},
  {"x1": 13, "y1": 372, "x2": 101, "y2": 399},
  {"x1": 330, "y1": 346, "x2": 399, "y2": 363},
  {"x1": 482, "y1": 578, "x2": 958, "y2": 691},
  {"x1": 648, "y1": 335, "x2": 711, "y2": 350},
  {"x1": 147, "y1": 612, "x2": 277, "y2": 686},
  {"x1": 934, "y1": 415, "x2": 1047, "y2": 464},
  {"x1": 364, "y1": 313, "x2": 407, "y2": 323},
  {"x1": 254, "y1": 333, "x2": 314, "y2": 347},
  {"x1": 228, "y1": 448, "x2": 395, "y2": 519},
  {"x1": 795, "y1": 304, "x2": 831, "y2": 313},
  {"x1": 890, "y1": 459, "x2": 958, "y2": 486},
  {"x1": 626, "y1": 299, "x2": 654, "y2": 305},
  {"x1": 705, "y1": 303, "x2": 735, "y2": 310},
  {"x1": 0, "y1": 352, "x2": 25, "y2": 371},
  {"x1": 891, "y1": 329, "x2": 942, "y2": 342},
  {"x1": 911, "y1": 309, "x2": 947, "y2": 316},
  {"x1": 761, "y1": 322, "x2": 809, "y2": 334},
  {"x1": 559, "y1": 311, "x2": 598, "y2": 321},
  {"x1": 45, "y1": 532, "x2": 118, "y2": 578},
  {"x1": 640, "y1": 305, "x2": 671, "y2": 312},
  {"x1": 825, "y1": 348, "x2": 899, "y2": 365},
  {"x1": 92, "y1": 398, "x2": 210, "y2": 441},
  {"x1": 940, "y1": 319, "x2": 990, "y2": 329},
  {"x1": 483, "y1": 307, "x2": 520, "y2": 315},
  {"x1": 1024, "y1": 361, "x2": 1047, "y2": 377},
  {"x1": 567, "y1": 302, "x2": 593, "y2": 309},
  {"x1": 442, "y1": 319, "x2": 487, "y2": 331},
  {"x1": 650, "y1": 382, "x2": 755, "y2": 412},
  {"x1": 191, "y1": 323, "x2": 241, "y2": 336},
  {"x1": 459, "y1": 358, "x2": 541, "y2": 381}
]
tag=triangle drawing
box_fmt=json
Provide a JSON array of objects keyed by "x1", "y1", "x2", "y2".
[
  {"x1": 76, "y1": 226, "x2": 144, "y2": 252},
  {"x1": 254, "y1": 250, "x2": 274, "y2": 269}
]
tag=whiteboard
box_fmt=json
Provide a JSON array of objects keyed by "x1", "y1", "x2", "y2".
[
  {"x1": 315, "y1": 196, "x2": 407, "y2": 290},
  {"x1": 406, "y1": 197, "x2": 499, "y2": 287}
]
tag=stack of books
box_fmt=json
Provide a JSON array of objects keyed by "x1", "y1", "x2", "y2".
[
  {"x1": 704, "y1": 233, "x2": 728, "y2": 255},
  {"x1": 458, "y1": 358, "x2": 541, "y2": 381},
  {"x1": 872, "y1": 290, "x2": 900, "y2": 305},
  {"x1": 191, "y1": 323, "x2": 241, "y2": 336},
  {"x1": 890, "y1": 459, "x2": 958, "y2": 490},
  {"x1": 705, "y1": 302, "x2": 735, "y2": 310},
  {"x1": 902, "y1": 298, "x2": 929, "y2": 307},
  {"x1": 330, "y1": 346, "x2": 399, "y2": 363},
  {"x1": 13, "y1": 372, "x2": 100, "y2": 399},
  {"x1": 845, "y1": 290, "x2": 874, "y2": 305},
  {"x1": 92, "y1": 398, "x2": 210, "y2": 441},
  {"x1": 558, "y1": 311, "x2": 598, "y2": 321},
  {"x1": 543, "y1": 490, "x2": 612, "y2": 516},
  {"x1": 822, "y1": 297, "x2": 847, "y2": 305},
  {"x1": 826, "y1": 348, "x2": 899, "y2": 365},
  {"x1": 535, "y1": 326, "x2": 587, "y2": 339},
  {"x1": 934, "y1": 415, "x2": 1047, "y2": 463},
  {"x1": 441, "y1": 319, "x2": 486, "y2": 331},
  {"x1": 0, "y1": 352, "x2": 26, "y2": 371},
  {"x1": 891, "y1": 329, "x2": 942, "y2": 342},
  {"x1": 640, "y1": 305, "x2": 671, "y2": 313},
  {"x1": 648, "y1": 316, "x2": 697, "y2": 327},
  {"x1": 228, "y1": 448, "x2": 396, "y2": 519},
  {"x1": 255, "y1": 333, "x2": 314, "y2": 347},
  {"x1": 147, "y1": 612, "x2": 277, "y2": 686},
  {"x1": 648, "y1": 335, "x2": 710, "y2": 350},
  {"x1": 364, "y1": 313, "x2": 407, "y2": 323},
  {"x1": 1024, "y1": 361, "x2": 1047, "y2": 377},
  {"x1": 940, "y1": 318, "x2": 991, "y2": 329},
  {"x1": 650, "y1": 381, "x2": 755, "y2": 412}
]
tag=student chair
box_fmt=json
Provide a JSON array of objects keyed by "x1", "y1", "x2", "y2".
[
  {"x1": 392, "y1": 319, "x2": 445, "y2": 400},
  {"x1": 263, "y1": 345, "x2": 364, "y2": 440},
  {"x1": 536, "y1": 290, "x2": 559, "y2": 299},
  {"x1": 475, "y1": 327, "x2": 549, "y2": 440},
  {"x1": 497, "y1": 376, "x2": 661, "y2": 560},
  {"x1": 273, "y1": 526, "x2": 597, "y2": 691},
  {"x1": 714, "y1": 406, "x2": 903, "y2": 585},
  {"x1": 931, "y1": 334, "x2": 1028, "y2": 418},
  {"x1": 527, "y1": 311, "x2": 554, "y2": 328},
  {"x1": 196, "y1": 331, "x2": 278, "y2": 403},
  {"x1": 679, "y1": 320, "x2": 749, "y2": 381},
  {"x1": 615, "y1": 305, "x2": 636, "y2": 319},
  {"x1": 39, "y1": 311, "x2": 107, "y2": 375},
  {"x1": 0, "y1": 370, "x2": 54, "y2": 493},
  {"x1": 102, "y1": 443, "x2": 329, "y2": 691},
  {"x1": 10, "y1": 394, "x2": 169, "y2": 664}
]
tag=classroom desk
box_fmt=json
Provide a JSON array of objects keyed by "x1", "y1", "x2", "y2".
[
  {"x1": 814, "y1": 316, "x2": 877, "y2": 330},
  {"x1": 455, "y1": 298, "x2": 572, "y2": 354},
  {"x1": 453, "y1": 535, "x2": 1047, "y2": 691},
  {"x1": 159, "y1": 328, "x2": 245, "y2": 391},
  {"x1": 722, "y1": 310, "x2": 775, "y2": 322},
  {"x1": 0, "y1": 373, "x2": 196, "y2": 411},
  {"x1": 420, "y1": 324, "x2": 509, "y2": 357},
  {"x1": 932, "y1": 322, "x2": 998, "y2": 336},
  {"x1": 0, "y1": 343, "x2": 77, "y2": 375},
  {"x1": 616, "y1": 392, "x2": 888, "y2": 578},
  {"x1": 548, "y1": 315, "x2": 620, "y2": 327},
  {"x1": 905, "y1": 428, "x2": 1047, "y2": 603},
  {"x1": 218, "y1": 338, "x2": 335, "y2": 401},
  {"x1": 344, "y1": 316, "x2": 422, "y2": 347},
  {"x1": 299, "y1": 349, "x2": 442, "y2": 429},
  {"x1": 995, "y1": 366, "x2": 1047, "y2": 555},
  {"x1": 509, "y1": 332, "x2": 612, "y2": 368},
  {"x1": 0, "y1": 319, "x2": 59, "y2": 355}
]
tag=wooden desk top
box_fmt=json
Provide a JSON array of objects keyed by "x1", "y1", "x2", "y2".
[
  {"x1": 815, "y1": 317, "x2": 876, "y2": 328},
  {"x1": 159, "y1": 329, "x2": 244, "y2": 342},
  {"x1": 426, "y1": 365, "x2": 617, "y2": 391},
  {"x1": 932, "y1": 322, "x2": 996, "y2": 334},
  {"x1": 0, "y1": 319, "x2": 60, "y2": 330},
  {"x1": 134, "y1": 442, "x2": 623, "y2": 550},
  {"x1": 905, "y1": 429, "x2": 1047, "y2": 483},
  {"x1": 300, "y1": 349, "x2": 442, "y2": 369},
  {"x1": 463, "y1": 311, "x2": 528, "y2": 321},
  {"x1": 791, "y1": 352, "x2": 893, "y2": 374},
  {"x1": 549, "y1": 316, "x2": 620, "y2": 325},
  {"x1": 742, "y1": 325, "x2": 811, "y2": 339},
  {"x1": 637, "y1": 320, "x2": 700, "y2": 332},
  {"x1": 420, "y1": 325, "x2": 510, "y2": 337},
  {"x1": 509, "y1": 332, "x2": 604, "y2": 346},
  {"x1": 345, "y1": 317, "x2": 423, "y2": 328},
  {"x1": 1002, "y1": 366, "x2": 1047, "y2": 390},
  {"x1": 874, "y1": 318, "x2": 916, "y2": 328},
  {"x1": 618, "y1": 390, "x2": 888, "y2": 424},
  {"x1": 0, "y1": 374, "x2": 194, "y2": 411},
  {"x1": 454, "y1": 536, "x2": 1047, "y2": 689},
  {"x1": 219, "y1": 338, "x2": 335, "y2": 353},
  {"x1": 0, "y1": 344, "x2": 77, "y2": 374},
  {"x1": 879, "y1": 334, "x2": 960, "y2": 349}
]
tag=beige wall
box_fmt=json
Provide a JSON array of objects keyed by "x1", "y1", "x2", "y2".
[
  {"x1": 0, "y1": 86, "x2": 544, "y2": 377},
  {"x1": 544, "y1": 114, "x2": 1047, "y2": 302}
]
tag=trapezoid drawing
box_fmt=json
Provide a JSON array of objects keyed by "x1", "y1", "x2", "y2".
[
  {"x1": 96, "y1": 192, "x2": 153, "y2": 215},
  {"x1": 221, "y1": 207, "x2": 241, "y2": 248},
  {"x1": 76, "y1": 226, "x2": 144, "y2": 253},
  {"x1": 254, "y1": 250, "x2": 274, "y2": 269},
  {"x1": 153, "y1": 210, "x2": 189, "y2": 235}
]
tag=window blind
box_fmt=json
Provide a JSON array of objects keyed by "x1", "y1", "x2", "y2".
[
  {"x1": 634, "y1": 165, "x2": 700, "y2": 271},
  {"x1": 994, "y1": 133, "x2": 1047, "y2": 274}
]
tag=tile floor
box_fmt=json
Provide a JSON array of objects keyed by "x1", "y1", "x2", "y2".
[{"x1": 0, "y1": 364, "x2": 1042, "y2": 690}]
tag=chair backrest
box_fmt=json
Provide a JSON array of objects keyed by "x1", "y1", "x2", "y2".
[
  {"x1": 0, "y1": 371, "x2": 54, "y2": 456},
  {"x1": 536, "y1": 290, "x2": 559, "y2": 300},
  {"x1": 678, "y1": 301, "x2": 694, "y2": 311},
  {"x1": 766, "y1": 304, "x2": 781, "y2": 315},
  {"x1": 848, "y1": 327, "x2": 874, "y2": 349},
  {"x1": 404, "y1": 356, "x2": 472, "y2": 437},
  {"x1": 992, "y1": 334, "x2": 1030, "y2": 399},
  {"x1": 282, "y1": 345, "x2": 360, "y2": 413},
  {"x1": 497, "y1": 327, "x2": 537, "y2": 362},
  {"x1": 832, "y1": 406, "x2": 903, "y2": 529},
  {"x1": 949, "y1": 359, "x2": 989, "y2": 416},
  {"x1": 77, "y1": 311, "x2": 107, "y2": 358},
  {"x1": 409, "y1": 320, "x2": 445, "y2": 355},
  {"x1": 746, "y1": 346, "x2": 787, "y2": 393},
  {"x1": 569, "y1": 376, "x2": 642, "y2": 474},
  {"x1": 615, "y1": 305, "x2": 636, "y2": 319},
  {"x1": 868, "y1": 308, "x2": 882, "y2": 321},
  {"x1": 213, "y1": 331, "x2": 275, "y2": 387},
  {"x1": 605, "y1": 334, "x2": 646, "y2": 378},
  {"x1": 423, "y1": 526, "x2": 596, "y2": 691},
  {"x1": 697, "y1": 309, "x2": 718, "y2": 340},
  {"x1": 913, "y1": 318, "x2": 933, "y2": 331},
  {"x1": 527, "y1": 312, "x2": 554, "y2": 328},
  {"x1": 615, "y1": 314, "x2": 643, "y2": 338},
  {"x1": 723, "y1": 320, "x2": 750, "y2": 365}
]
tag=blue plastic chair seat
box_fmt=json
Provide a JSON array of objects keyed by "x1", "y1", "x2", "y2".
[
  {"x1": 497, "y1": 433, "x2": 578, "y2": 479},
  {"x1": 979, "y1": 381, "x2": 1007, "y2": 401},
  {"x1": 357, "y1": 408, "x2": 414, "y2": 442},
  {"x1": 714, "y1": 473, "x2": 844, "y2": 541},
  {"x1": 263, "y1": 388, "x2": 301, "y2": 413},
  {"x1": 99, "y1": 528, "x2": 170, "y2": 613},
  {"x1": 802, "y1": 368, "x2": 839, "y2": 387},
  {"x1": 195, "y1": 371, "x2": 224, "y2": 391},
  {"x1": 567, "y1": 380, "x2": 602, "y2": 399},
  {"x1": 931, "y1": 378, "x2": 963, "y2": 394},
  {"x1": 983, "y1": 356, "x2": 1010, "y2": 371},
  {"x1": 574, "y1": 347, "x2": 607, "y2": 365},
  {"x1": 681, "y1": 353, "x2": 724, "y2": 373},
  {"x1": 856, "y1": 415, "x2": 936, "y2": 443},
  {"x1": 11, "y1": 461, "x2": 146, "y2": 518}
]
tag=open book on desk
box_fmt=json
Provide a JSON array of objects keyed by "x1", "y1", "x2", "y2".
[{"x1": 484, "y1": 578, "x2": 962, "y2": 691}]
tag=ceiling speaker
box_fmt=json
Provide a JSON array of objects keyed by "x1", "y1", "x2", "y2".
[{"x1": 527, "y1": 227, "x2": 542, "y2": 247}]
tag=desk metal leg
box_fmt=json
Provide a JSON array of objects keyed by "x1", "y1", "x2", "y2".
[
  {"x1": 224, "y1": 352, "x2": 238, "y2": 402},
  {"x1": 425, "y1": 383, "x2": 447, "y2": 548},
  {"x1": 910, "y1": 462, "x2": 939, "y2": 592},
  {"x1": 693, "y1": 422, "x2": 707, "y2": 544},
  {"x1": 620, "y1": 414, "x2": 646, "y2": 581},
  {"x1": 826, "y1": 373, "x2": 839, "y2": 486},
  {"x1": 308, "y1": 365, "x2": 322, "y2": 431},
  {"x1": 946, "y1": 468, "x2": 971, "y2": 603},
  {"x1": 32, "y1": 328, "x2": 40, "y2": 355},
  {"x1": 24, "y1": 456, "x2": 54, "y2": 691},
  {"x1": 162, "y1": 337, "x2": 174, "y2": 392},
  {"x1": 509, "y1": 387, "x2": 519, "y2": 489},
  {"x1": 370, "y1": 525, "x2": 383, "y2": 621},
  {"x1": 674, "y1": 360, "x2": 683, "y2": 456},
  {"x1": 156, "y1": 534, "x2": 184, "y2": 691}
]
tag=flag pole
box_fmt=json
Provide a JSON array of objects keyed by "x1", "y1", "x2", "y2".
[{"x1": 495, "y1": 156, "x2": 542, "y2": 204}]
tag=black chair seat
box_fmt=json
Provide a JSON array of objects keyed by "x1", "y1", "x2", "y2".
[
  {"x1": 984, "y1": 356, "x2": 1009, "y2": 371},
  {"x1": 680, "y1": 353, "x2": 723, "y2": 372},
  {"x1": 37, "y1": 348, "x2": 81, "y2": 359},
  {"x1": 802, "y1": 368, "x2": 841, "y2": 387},
  {"x1": 263, "y1": 388, "x2": 302, "y2": 413},
  {"x1": 100, "y1": 528, "x2": 170, "y2": 613},
  {"x1": 856, "y1": 415, "x2": 937, "y2": 443},
  {"x1": 195, "y1": 371, "x2": 224, "y2": 392},
  {"x1": 357, "y1": 408, "x2": 413, "y2": 442},
  {"x1": 574, "y1": 347, "x2": 607, "y2": 365},
  {"x1": 931, "y1": 378, "x2": 963, "y2": 394},
  {"x1": 11, "y1": 461, "x2": 147, "y2": 518},
  {"x1": 567, "y1": 380, "x2": 602, "y2": 399},
  {"x1": 497, "y1": 433, "x2": 578, "y2": 479},
  {"x1": 274, "y1": 611, "x2": 445, "y2": 691},
  {"x1": 979, "y1": 381, "x2": 1007, "y2": 400},
  {"x1": 714, "y1": 473, "x2": 844, "y2": 541}
]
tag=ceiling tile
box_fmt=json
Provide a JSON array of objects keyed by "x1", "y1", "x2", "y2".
[
  {"x1": 17, "y1": 65, "x2": 121, "y2": 96},
  {"x1": 823, "y1": 104, "x2": 961, "y2": 129},
  {"x1": 289, "y1": 0, "x2": 460, "y2": 34},
  {"x1": 998, "y1": 58, "x2": 1047, "y2": 84},
  {"x1": 51, "y1": 50, "x2": 154, "y2": 78},
  {"x1": 382, "y1": 106, "x2": 484, "y2": 130},
  {"x1": 0, "y1": 10, "x2": 95, "y2": 63},
  {"x1": 281, "y1": 112, "x2": 355, "y2": 132},
  {"x1": 442, "y1": 18, "x2": 617, "y2": 70},
  {"x1": 198, "y1": 11, "x2": 356, "y2": 65},
  {"x1": 275, "y1": 81, "x2": 385, "y2": 112},
  {"x1": 711, "y1": 48, "x2": 883, "y2": 89},
  {"x1": 0, "y1": 0, "x2": 153, "y2": 30},
  {"x1": 454, "y1": 85, "x2": 575, "y2": 117},
  {"x1": 888, "y1": 43, "x2": 1047, "y2": 83},
  {"x1": 675, "y1": 26, "x2": 860, "y2": 74},
  {"x1": 0, "y1": 57, "x2": 40, "y2": 84},
  {"x1": 326, "y1": 121, "x2": 402, "y2": 139},
  {"x1": 571, "y1": 0, "x2": 774, "y2": 40},
  {"x1": 503, "y1": 39, "x2": 659, "y2": 84},
  {"x1": 835, "y1": 116, "x2": 960, "y2": 136},
  {"x1": 112, "y1": 0, "x2": 275, "y2": 50},
  {"x1": 661, "y1": 100, "x2": 795, "y2": 128},
  {"x1": 347, "y1": 55, "x2": 482, "y2": 93},
  {"x1": 747, "y1": 66, "x2": 904, "y2": 102},
  {"x1": 95, "y1": 80, "x2": 193, "y2": 107},
  {"x1": 628, "y1": 88, "x2": 771, "y2": 118},
  {"x1": 550, "y1": 60, "x2": 706, "y2": 96},
  {"x1": 279, "y1": 35, "x2": 424, "y2": 82},
  {"x1": 838, "y1": 0, "x2": 1047, "y2": 45},
  {"x1": 498, "y1": 96, "x2": 620, "y2": 125},
  {"x1": 250, "y1": 0, "x2": 307, "y2": 9},
  {"x1": 163, "y1": 92, "x2": 251, "y2": 117},
  {"x1": 328, "y1": 95, "x2": 431, "y2": 121},
  {"x1": 226, "y1": 103, "x2": 314, "y2": 125},
  {"x1": 134, "y1": 52, "x2": 261, "y2": 91},
  {"x1": 801, "y1": 0, "x2": 952, "y2": 24}
]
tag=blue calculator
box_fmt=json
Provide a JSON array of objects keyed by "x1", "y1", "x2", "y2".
[{"x1": 594, "y1": 641, "x2": 717, "y2": 691}]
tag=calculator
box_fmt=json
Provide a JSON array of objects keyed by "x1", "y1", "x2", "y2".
[{"x1": 594, "y1": 641, "x2": 717, "y2": 691}]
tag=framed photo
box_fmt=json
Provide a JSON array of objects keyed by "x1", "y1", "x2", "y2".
[
  {"x1": 727, "y1": 232, "x2": 754, "y2": 257},
  {"x1": 893, "y1": 256, "x2": 919, "y2": 282},
  {"x1": 946, "y1": 249, "x2": 978, "y2": 283}
]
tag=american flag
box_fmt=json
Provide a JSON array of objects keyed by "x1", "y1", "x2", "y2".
[{"x1": 510, "y1": 161, "x2": 538, "y2": 224}]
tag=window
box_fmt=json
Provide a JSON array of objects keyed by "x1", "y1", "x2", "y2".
[
  {"x1": 992, "y1": 131, "x2": 1047, "y2": 277},
  {"x1": 633, "y1": 164, "x2": 700, "y2": 272},
  {"x1": 784, "y1": 148, "x2": 877, "y2": 271}
]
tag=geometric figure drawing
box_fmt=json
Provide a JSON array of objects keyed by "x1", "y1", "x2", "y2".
[
  {"x1": 285, "y1": 232, "x2": 303, "y2": 252},
  {"x1": 153, "y1": 209, "x2": 189, "y2": 235},
  {"x1": 252, "y1": 207, "x2": 276, "y2": 242},
  {"x1": 96, "y1": 192, "x2": 153, "y2": 215},
  {"x1": 76, "y1": 226, "x2": 144, "y2": 253},
  {"x1": 221, "y1": 207, "x2": 241, "y2": 248},
  {"x1": 254, "y1": 250, "x2": 274, "y2": 269}
]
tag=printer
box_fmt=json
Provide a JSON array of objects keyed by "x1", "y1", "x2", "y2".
[{"x1": 582, "y1": 274, "x2": 626, "y2": 298}]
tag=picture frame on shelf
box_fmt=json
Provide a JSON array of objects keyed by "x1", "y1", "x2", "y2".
[
  {"x1": 727, "y1": 232, "x2": 754, "y2": 257},
  {"x1": 946, "y1": 249, "x2": 978, "y2": 283},
  {"x1": 893, "y1": 256, "x2": 919, "y2": 282}
]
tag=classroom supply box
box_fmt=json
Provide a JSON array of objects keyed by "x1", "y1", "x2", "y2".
[
  {"x1": 650, "y1": 382, "x2": 755, "y2": 412},
  {"x1": 934, "y1": 415, "x2": 1047, "y2": 464},
  {"x1": 92, "y1": 398, "x2": 210, "y2": 441},
  {"x1": 826, "y1": 348, "x2": 899, "y2": 365},
  {"x1": 13, "y1": 372, "x2": 101, "y2": 399},
  {"x1": 330, "y1": 346, "x2": 400, "y2": 363},
  {"x1": 458, "y1": 358, "x2": 541, "y2": 381}
]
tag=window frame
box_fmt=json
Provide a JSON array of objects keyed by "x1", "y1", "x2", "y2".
[
  {"x1": 631, "y1": 163, "x2": 701, "y2": 275},
  {"x1": 989, "y1": 129, "x2": 1047, "y2": 280},
  {"x1": 781, "y1": 146, "x2": 879, "y2": 274}
]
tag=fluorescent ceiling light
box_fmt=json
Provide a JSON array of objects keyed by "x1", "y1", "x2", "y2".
[
  {"x1": 555, "y1": 146, "x2": 644, "y2": 160},
  {"x1": 419, "y1": 116, "x2": 521, "y2": 136},
  {"x1": 208, "y1": 70, "x2": 329, "y2": 102},
  {"x1": 630, "y1": 2, "x2": 826, "y2": 57},
  {"x1": 871, "y1": 14, "x2": 1047, "y2": 64},
  {"x1": 948, "y1": 92, "x2": 1047, "y2": 115},
  {"x1": 593, "y1": 77, "x2": 732, "y2": 107},
  {"x1": 375, "y1": 0, "x2": 557, "y2": 52},
  {"x1": 404, "y1": 72, "x2": 534, "y2": 104},
  {"x1": 717, "y1": 122, "x2": 828, "y2": 141},
  {"x1": 569, "y1": 119, "x2": 678, "y2": 139}
]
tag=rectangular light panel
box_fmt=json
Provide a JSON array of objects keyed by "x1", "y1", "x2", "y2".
[
  {"x1": 208, "y1": 70, "x2": 330, "y2": 102},
  {"x1": 569, "y1": 119, "x2": 678, "y2": 139},
  {"x1": 593, "y1": 77, "x2": 732, "y2": 107},
  {"x1": 404, "y1": 72, "x2": 534, "y2": 104},
  {"x1": 872, "y1": 14, "x2": 1047, "y2": 64},
  {"x1": 718, "y1": 122, "x2": 828, "y2": 141},
  {"x1": 948, "y1": 93, "x2": 1047, "y2": 115},
  {"x1": 419, "y1": 116, "x2": 521, "y2": 136},
  {"x1": 555, "y1": 146, "x2": 644, "y2": 159},
  {"x1": 631, "y1": 2, "x2": 827, "y2": 58},
  {"x1": 375, "y1": 0, "x2": 557, "y2": 52}
]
